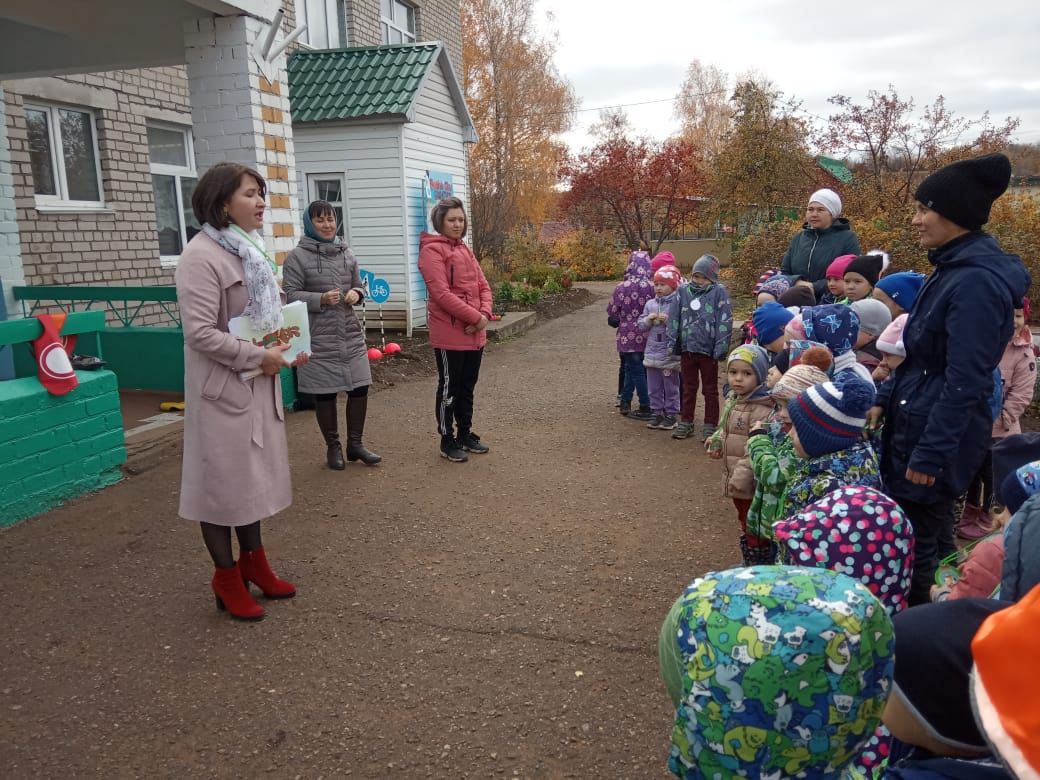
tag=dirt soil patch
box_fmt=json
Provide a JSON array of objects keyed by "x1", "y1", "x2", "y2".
[{"x1": 0, "y1": 281, "x2": 736, "y2": 778}]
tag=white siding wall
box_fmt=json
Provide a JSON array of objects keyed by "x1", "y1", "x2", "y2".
[
  {"x1": 402, "y1": 58, "x2": 470, "y2": 331},
  {"x1": 292, "y1": 121, "x2": 410, "y2": 329}
]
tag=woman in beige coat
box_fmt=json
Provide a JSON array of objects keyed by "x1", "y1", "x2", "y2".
[{"x1": 175, "y1": 162, "x2": 307, "y2": 621}]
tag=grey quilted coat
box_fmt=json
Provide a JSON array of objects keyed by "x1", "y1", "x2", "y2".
[{"x1": 282, "y1": 236, "x2": 371, "y2": 394}]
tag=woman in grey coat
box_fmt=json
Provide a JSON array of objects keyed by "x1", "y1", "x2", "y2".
[{"x1": 282, "y1": 201, "x2": 380, "y2": 469}]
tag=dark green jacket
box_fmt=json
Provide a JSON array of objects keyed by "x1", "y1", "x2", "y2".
[{"x1": 780, "y1": 219, "x2": 861, "y2": 298}]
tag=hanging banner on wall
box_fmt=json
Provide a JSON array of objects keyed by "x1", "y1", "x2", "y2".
[{"x1": 422, "y1": 170, "x2": 454, "y2": 230}]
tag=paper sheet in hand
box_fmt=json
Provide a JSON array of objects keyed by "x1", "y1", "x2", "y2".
[{"x1": 229, "y1": 300, "x2": 311, "y2": 380}]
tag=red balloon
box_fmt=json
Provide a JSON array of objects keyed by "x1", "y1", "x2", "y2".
[
  {"x1": 384, "y1": 342, "x2": 402, "y2": 354},
  {"x1": 367, "y1": 347, "x2": 383, "y2": 361}
]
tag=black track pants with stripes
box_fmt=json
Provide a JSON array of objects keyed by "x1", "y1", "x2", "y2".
[{"x1": 434, "y1": 347, "x2": 483, "y2": 439}]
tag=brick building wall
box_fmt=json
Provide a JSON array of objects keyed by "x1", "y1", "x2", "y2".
[
  {"x1": 345, "y1": 1, "x2": 462, "y2": 74},
  {"x1": 3, "y1": 68, "x2": 192, "y2": 322}
]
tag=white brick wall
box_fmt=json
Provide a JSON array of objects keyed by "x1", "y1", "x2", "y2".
[
  {"x1": 184, "y1": 13, "x2": 300, "y2": 262},
  {"x1": 0, "y1": 88, "x2": 27, "y2": 320}
]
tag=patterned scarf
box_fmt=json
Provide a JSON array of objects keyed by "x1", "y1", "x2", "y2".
[{"x1": 202, "y1": 223, "x2": 282, "y2": 333}]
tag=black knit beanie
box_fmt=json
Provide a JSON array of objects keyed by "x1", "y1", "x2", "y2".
[
  {"x1": 844, "y1": 254, "x2": 884, "y2": 287},
  {"x1": 914, "y1": 153, "x2": 1012, "y2": 230}
]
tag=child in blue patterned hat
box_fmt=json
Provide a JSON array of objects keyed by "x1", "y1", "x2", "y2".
[{"x1": 658, "y1": 565, "x2": 894, "y2": 779}]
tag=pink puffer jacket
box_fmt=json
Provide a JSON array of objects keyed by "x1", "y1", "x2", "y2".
[{"x1": 418, "y1": 232, "x2": 493, "y2": 351}]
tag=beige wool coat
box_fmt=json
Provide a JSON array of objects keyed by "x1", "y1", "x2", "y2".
[{"x1": 175, "y1": 232, "x2": 292, "y2": 526}]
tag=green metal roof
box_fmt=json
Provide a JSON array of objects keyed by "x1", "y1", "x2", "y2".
[
  {"x1": 816, "y1": 155, "x2": 854, "y2": 184},
  {"x1": 287, "y1": 43, "x2": 440, "y2": 123}
]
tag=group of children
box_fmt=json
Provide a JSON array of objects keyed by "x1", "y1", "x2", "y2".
[{"x1": 608, "y1": 246, "x2": 1040, "y2": 778}]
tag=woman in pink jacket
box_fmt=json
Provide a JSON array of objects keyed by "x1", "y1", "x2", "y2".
[{"x1": 418, "y1": 197, "x2": 493, "y2": 463}]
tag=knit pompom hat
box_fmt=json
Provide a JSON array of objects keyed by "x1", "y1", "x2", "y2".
[
  {"x1": 826, "y1": 254, "x2": 857, "y2": 280},
  {"x1": 851, "y1": 298, "x2": 893, "y2": 338},
  {"x1": 875, "y1": 272, "x2": 926, "y2": 313},
  {"x1": 752, "y1": 302, "x2": 794, "y2": 346},
  {"x1": 651, "y1": 251, "x2": 676, "y2": 274},
  {"x1": 789, "y1": 373, "x2": 876, "y2": 458},
  {"x1": 691, "y1": 254, "x2": 721, "y2": 283},
  {"x1": 802, "y1": 304, "x2": 860, "y2": 356},
  {"x1": 809, "y1": 188, "x2": 843, "y2": 218},
  {"x1": 794, "y1": 344, "x2": 834, "y2": 373},
  {"x1": 653, "y1": 266, "x2": 681, "y2": 290},
  {"x1": 771, "y1": 362, "x2": 830, "y2": 400},
  {"x1": 844, "y1": 254, "x2": 885, "y2": 287},
  {"x1": 971, "y1": 582, "x2": 1040, "y2": 780},
  {"x1": 876, "y1": 314, "x2": 908, "y2": 358},
  {"x1": 915, "y1": 153, "x2": 1012, "y2": 230}
]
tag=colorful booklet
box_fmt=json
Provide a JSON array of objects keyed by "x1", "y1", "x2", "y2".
[{"x1": 229, "y1": 300, "x2": 311, "y2": 380}]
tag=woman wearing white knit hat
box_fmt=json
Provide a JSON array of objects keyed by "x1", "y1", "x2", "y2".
[{"x1": 780, "y1": 188, "x2": 862, "y2": 301}]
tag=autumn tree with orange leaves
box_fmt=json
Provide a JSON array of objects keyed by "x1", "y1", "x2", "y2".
[{"x1": 461, "y1": 0, "x2": 576, "y2": 267}]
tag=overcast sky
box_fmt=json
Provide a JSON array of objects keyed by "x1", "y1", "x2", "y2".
[{"x1": 534, "y1": 0, "x2": 1040, "y2": 154}]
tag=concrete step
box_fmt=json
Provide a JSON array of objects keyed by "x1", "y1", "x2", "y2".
[{"x1": 486, "y1": 311, "x2": 537, "y2": 341}]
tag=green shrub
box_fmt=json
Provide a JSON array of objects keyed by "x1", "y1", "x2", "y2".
[
  {"x1": 543, "y1": 277, "x2": 564, "y2": 295},
  {"x1": 514, "y1": 284, "x2": 543, "y2": 307},
  {"x1": 493, "y1": 281, "x2": 516, "y2": 310}
]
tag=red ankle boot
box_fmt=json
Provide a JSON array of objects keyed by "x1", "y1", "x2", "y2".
[
  {"x1": 239, "y1": 547, "x2": 297, "y2": 599},
  {"x1": 212, "y1": 563, "x2": 265, "y2": 621}
]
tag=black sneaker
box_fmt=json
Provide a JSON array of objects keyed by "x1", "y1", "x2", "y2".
[
  {"x1": 628, "y1": 406, "x2": 654, "y2": 421},
  {"x1": 646, "y1": 414, "x2": 663, "y2": 429},
  {"x1": 440, "y1": 437, "x2": 468, "y2": 462},
  {"x1": 459, "y1": 432, "x2": 490, "y2": 454},
  {"x1": 658, "y1": 415, "x2": 678, "y2": 430},
  {"x1": 619, "y1": 400, "x2": 632, "y2": 416}
]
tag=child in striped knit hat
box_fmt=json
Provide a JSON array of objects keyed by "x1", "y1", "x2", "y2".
[
  {"x1": 744, "y1": 350, "x2": 832, "y2": 564},
  {"x1": 783, "y1": 372, "x2": 881, "y2": 516}
]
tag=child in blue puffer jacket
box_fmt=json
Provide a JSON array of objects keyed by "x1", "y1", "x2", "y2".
[{"x1": 638, "y1": 266, "x2": 682, "y2": 429}]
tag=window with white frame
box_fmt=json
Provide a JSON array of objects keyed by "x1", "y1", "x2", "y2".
[
  {"x1": 295, "y1": 0, "x2": 344, "y2": 49},
  {"x1": 381, "y1": 0, "x2": 416, "y2": 44},
  {"x1": 25, "y1": 102, "x2": 104, "y2": 208},
  {"x1": 146, "y1": 124, "x2": 200, "y2": 261}
]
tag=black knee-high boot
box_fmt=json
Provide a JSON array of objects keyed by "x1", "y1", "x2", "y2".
[
  {"x1": 315, "y1": 399, "x2": 345, "y2": 470},
  {"x1": 345, "y1": 395, "x2": 381, "y2": 465}
]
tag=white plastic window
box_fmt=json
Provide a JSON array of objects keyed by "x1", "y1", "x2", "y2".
[
  {"x1": 381, "y1": 0, "x2": 416, "y2": 44},
  {"x1": 147, "y1": 124, "x2": 200, "y2": 264},
  {"x1": 25, "y1": 102, "x2": 104, "y2": 209}
]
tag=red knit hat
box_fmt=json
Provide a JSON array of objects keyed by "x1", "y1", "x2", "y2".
[
  {"x1": 651, "y1": 252, "x2": 676, "y2": 274},
  {"x1": 654, "y1": 266, "x2": 681, "y2": 290}
]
